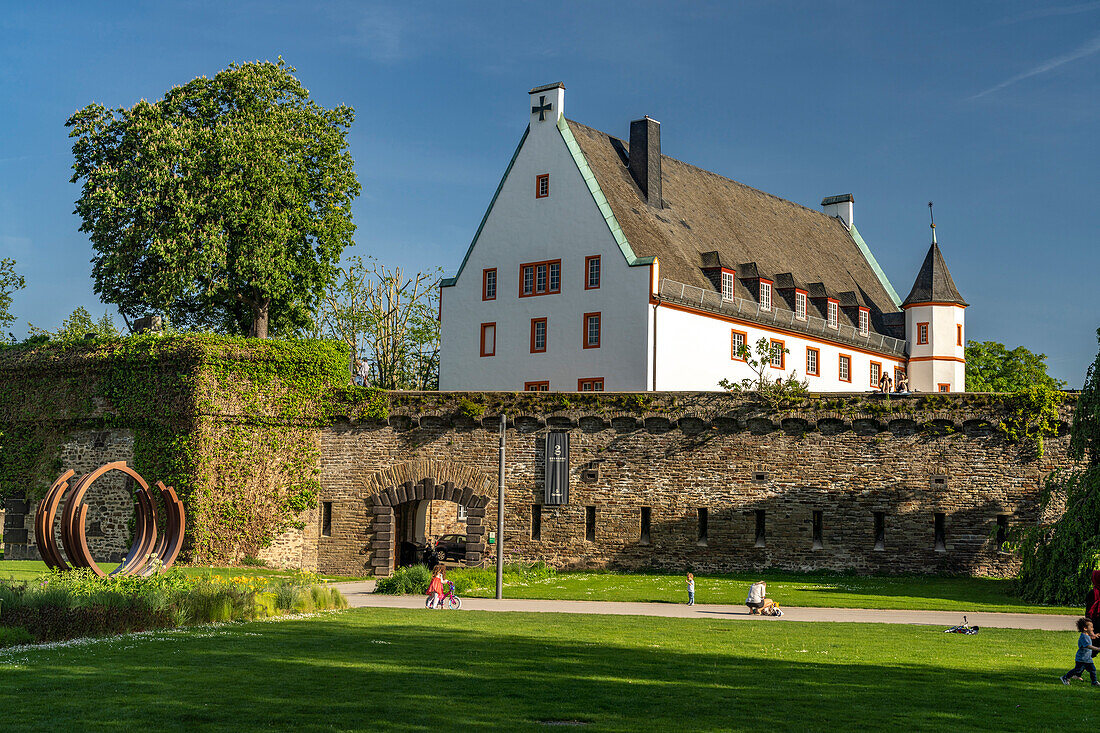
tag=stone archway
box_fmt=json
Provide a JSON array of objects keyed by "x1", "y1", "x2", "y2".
[{"x1": 362, "y1": 461, "x2": 493, "y2": 577}]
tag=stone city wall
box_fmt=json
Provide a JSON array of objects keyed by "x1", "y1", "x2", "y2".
[{"x1": 314, "y1": 398, "x2": 1074, "y2": 578}]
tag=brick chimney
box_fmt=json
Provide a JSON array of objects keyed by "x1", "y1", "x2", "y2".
[{"x1": 629, "y1": 116, "x2": 662, "y2": 208}]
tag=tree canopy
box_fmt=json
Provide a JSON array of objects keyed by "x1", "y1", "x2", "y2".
[
  {"x1": 1016, "y1": 328, "x2": 1100, "y2": 604},
  {"x1": 67, "y1": 58, "x2": 360, "y2": 337},
  {"x1": 965, "y1": 340, "x2": 1065, "y2": 393},
  {"x1": 0, "y1": 258, "x2": 26, "y2": 337},
  {"x1": 27, "y1": 306, "x2": 120, "y2": 345}
]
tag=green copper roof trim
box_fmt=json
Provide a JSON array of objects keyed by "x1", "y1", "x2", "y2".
[
  {"x1": 849, "y1": 223, "x2": 902, "y2": 308},
  {"x1": 440, "y1": 125, "x2": 531, "y2": 288},
  {"x1": 557, "y1": 117, "x2": 654, "y2": 267}
]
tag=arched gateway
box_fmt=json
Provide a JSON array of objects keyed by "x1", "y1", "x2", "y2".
[{"x1": 362, "y1": 461, "x2": 492, "y2": 577}]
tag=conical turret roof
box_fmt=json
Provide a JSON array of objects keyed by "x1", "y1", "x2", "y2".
[{"x1": 902, "y1": 242, "x2": 967, "y2": 307}]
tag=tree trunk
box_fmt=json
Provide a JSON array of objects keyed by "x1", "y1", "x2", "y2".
[{"x1": 249, "y1": 298, "x2": 271, "y2": 338}]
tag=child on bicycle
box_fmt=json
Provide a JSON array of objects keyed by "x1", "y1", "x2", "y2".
[{"x1": 426, "y1": 565, "x2": 447, "y2": 609}]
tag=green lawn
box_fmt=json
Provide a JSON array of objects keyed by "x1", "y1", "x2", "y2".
[
  {"x1": 0, "y1": 607, "x2": 1095, "y2": 731},
  {"x1": 454, "y1": 569, "x2": 1080, "y2": 615},
  {"x1": 0, "y1": 559, "x2": 365, "y2": 583}
]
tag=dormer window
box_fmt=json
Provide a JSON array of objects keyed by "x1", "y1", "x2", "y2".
[
  {"x1": 759, "y1": 281, "x2": 772, "y2": 311},
  {"x1": 795, "y1": 291, "x2": 807, "y2": 320},
  {"x1": 858, "y1": 309, "x2": 869, "y2": 336},
  {"x1": 827, "y1": 301, "x2": 838, "y2": 329},
  {"x1": 721, "y1": 271, "x2": 735, "y2": 301}
]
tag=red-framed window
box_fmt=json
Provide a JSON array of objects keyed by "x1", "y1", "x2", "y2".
[
  {"x1": 759, "y1": 280, "x2": 772, "y2": 311},
  {"x1": 731, "y1": 330, "x2": 748, "y2": 361},
  {"x1": 827, "y1": 300, "x2": 839, "y2": 328},
  {"x1": 870, "y1": 361, "x2": 882, "y2": 388},
  {"x1": 858, "y1": 308, "x2": 869, "y2": 336},
  {"x1": 895, "y1": 367, "x2": 906, "y2": 384},
  {"x1": 795, "y1": 291, "x2": 808, "y2": 320},
  {"x1": 585, "y1": 255, "x2": 601, "y2": 290},
  {"x1": 957, "y1": 324, "x2": 962, "y2": 346},
  {"x1": 530, "y1": 318, "x2": 547, "y2": 353},
  {"x1": 838, "y1": 354, "x2": 851, "y2": 382},
  {"x1": 583, "y1": 312, "x2": 601, "y2": 348},
  {"x1": 806, "y1": 347, "x2": 820, "y2": 376},
  {"x1": 480, "y1": 323, "x2": 496, "y2": 357},
  {"x1": 721, "y1": 270, "x2": 736, "y2": 301},
  {"x1": 536, "y1": 174, "x2": 549, "y2": 199},
  {"x1": 482, "y1": 268, "x2": 497, "y2": 301},
  {"x1": 519, "y1": 259, "x2": 561, "y2": 297},
  {"x1": 769, "y1": 339, "x2": 785, "y2": 369},
  {"x1": 938, "y1": 383, "x2": 950, "y2": 393},
  {"x1": 578, "y1": 378, "x2": 604, "y2": 392},
  {"x1": 917, "y1": 322, "x2": 929, "y2": 345},
  {"x1": 525, "y1": 381, "x2": 550, "y2": 391}
]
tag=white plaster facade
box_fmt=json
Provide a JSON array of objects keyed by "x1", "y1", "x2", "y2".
[
  {"x1": 440, "y1": 83, "x2": 966, "y2": 393},
  {"x1": 904, "y1": 303, "x2": 966, "y2": 392},
  {"x1": 439, "y1": 84, "x2": 652, "y2": 392},
  {"x1": 655, "y1": 306, "x2": 906, "y2": 392}
]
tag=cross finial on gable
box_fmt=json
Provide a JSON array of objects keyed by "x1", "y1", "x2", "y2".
[{"x1": 528, "y1": 82, "x2": 565, "y2": 125}]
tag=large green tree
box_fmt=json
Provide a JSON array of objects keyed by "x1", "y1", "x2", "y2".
[
  {"x1": 965, "y1": 340, "x2": 1065, "y2": 393},
  {"x1": 1016, "y1": 328, "x2": 1100, "y2": 605},
  {"x1": 0, "y1": 258, "x2": 26, "y2": 337},
  {"x1": 67, "y1": 59, "x2": 360, "y2": 337}
]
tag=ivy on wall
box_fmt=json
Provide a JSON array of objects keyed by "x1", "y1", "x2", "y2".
[
  {"x1": 0, "y1": 335, "x2": 375, "y2": 564},
  {"x1": 0, "y1": 334, "x2": 1077, "y2": 566}
]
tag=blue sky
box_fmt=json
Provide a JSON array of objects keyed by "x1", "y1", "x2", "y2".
[{"x1": 1, "y1": 1, "x2": 1097, "y2": 385}]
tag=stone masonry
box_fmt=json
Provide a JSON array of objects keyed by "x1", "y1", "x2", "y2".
[
  {"x1": 5, "y1": 429, "x2": 135, "y2": 562},
  {"x1": 313, "y1": 406, "x2": 1072, "y2": 578}
]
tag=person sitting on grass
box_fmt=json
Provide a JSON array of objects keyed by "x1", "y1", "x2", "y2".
[
  {"x1": 745, "y1": 580, "x2": 776, "y2": 615},
  {"x1": 426, "y1": 565, "x2": 447, "y2": 609},
  {"x1": 1060, "y1": 618, "x2": 1100, "y2": 686}
]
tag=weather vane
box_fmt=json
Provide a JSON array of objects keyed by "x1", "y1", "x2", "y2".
[{"x1": 928, "y1": 201, "x2": 937, "y2": 244}]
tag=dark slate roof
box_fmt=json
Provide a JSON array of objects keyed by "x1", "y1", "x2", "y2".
[
  {"x1": 565, "y1": 120, "x2": 902, "y2": 326},
  {"x1": 901, "y1": 242, "x2": 967, "y2": 307}
]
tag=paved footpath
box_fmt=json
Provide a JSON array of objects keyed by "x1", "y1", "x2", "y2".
[{"x1": 332, "y1": 581, "x2": 1076, "y2": 631}]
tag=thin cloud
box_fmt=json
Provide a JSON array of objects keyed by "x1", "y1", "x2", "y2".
[
  {"x1": 971, "y1": 31, "x2": 1100, "y2": 99},
  {"x1": 996, "y1": 1, "x2": 1100, "y2": 24},
  {"x1": 340, "y1": 7, "x2": 413, "y2": 63}
]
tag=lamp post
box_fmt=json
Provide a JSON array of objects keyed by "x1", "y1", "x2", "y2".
[{"x1": 496, "y1": 413, "x2": 505, "y2": 599}]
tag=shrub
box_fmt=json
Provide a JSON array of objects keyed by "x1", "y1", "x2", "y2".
[
  {"x1": 0, "y1": 568, "x2": 344, "y2": 645},
  {"x1": 240, "y1": 556, "x2": 268, "y2": 567},
  {"x1": 375, "y1": 564, "x2": 431, "y2": 595},
  {"x1": 0, "y1": 626, "x2": 34, "y2": 647}
]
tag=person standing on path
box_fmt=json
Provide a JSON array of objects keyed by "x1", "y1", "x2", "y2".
[
  {"x1": 1061, "y1": 618, "x2": 1100, "y2": 686},
  {"x1": 686, "y1": 573, "x2": 695, "y2": 606},
  {"x1": 1086, "y1": 570, "x2": 1100, "y2": 629}
]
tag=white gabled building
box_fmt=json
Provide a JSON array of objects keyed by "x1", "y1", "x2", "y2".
[{"x1": 439, "y1": 83, "x2": 966, "y2": 393}]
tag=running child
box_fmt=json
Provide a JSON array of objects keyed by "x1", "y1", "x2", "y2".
[{"x1": 1061, "y1": 618, "x2": 1100, "y2": 686}]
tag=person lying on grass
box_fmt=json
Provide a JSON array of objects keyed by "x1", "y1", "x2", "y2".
[{"x1": 745, "y1": 581, "x2": 776, "y2": 615}]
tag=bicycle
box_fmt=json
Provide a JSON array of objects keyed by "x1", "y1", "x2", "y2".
[{"x1": 425, "y1": 581, "x2": 462, "y2": 610}]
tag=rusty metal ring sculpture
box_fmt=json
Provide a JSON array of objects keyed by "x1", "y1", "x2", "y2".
[{"x1": 35, "y1": 462, "x2": 186, "y2": 577}]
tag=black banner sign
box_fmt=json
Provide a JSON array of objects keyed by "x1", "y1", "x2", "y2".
[{"x1": 544, "y1": 432, "x2": 569, "y2": 505}]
